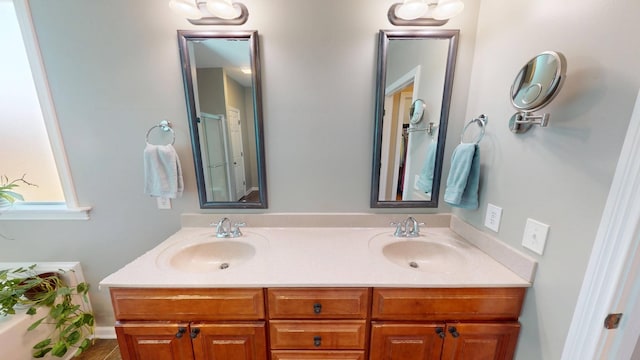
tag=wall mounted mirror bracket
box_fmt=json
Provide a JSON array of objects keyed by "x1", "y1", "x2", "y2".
[
  {"x1": 509, "y1": 51, "x2": 566, "y2": 134},
  {"x1": 509, "y1": 112, "x2": 549, "y2": 134}
]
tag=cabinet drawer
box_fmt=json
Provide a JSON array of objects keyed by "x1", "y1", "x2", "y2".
[
  {"x1": 268, "y1": 288, "x2": 369, "y2": 319},
  {"x1": 271, "y1": 350, "x2": 366, "y2": 360},
  {"x1": 110, "y1": 288, "x2": 265, "y2": 321},
  {"x1": 372, "y1": 287, "x2": 526, "y2": 321},
  {"x1": 269, "y1": 320, "x2": 367, "y2": 350}
]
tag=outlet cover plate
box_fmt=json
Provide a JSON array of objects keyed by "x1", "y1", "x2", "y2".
[
  {"x1": 156, "y1": 197, "x2": 172, "y2": 209},
  {"x1": 522, "y1": 218, "x2": 549, "y2": 255},
  {"x1": 484, "y1": 203, "x2": 502, "y2": 232}
]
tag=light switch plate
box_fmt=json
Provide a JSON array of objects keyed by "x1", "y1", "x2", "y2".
[
  {"x1": 484, "y1": 203, "x2": 502, "y2": 232},
  {"x1": 522, "y1": 218, "x2": 550, "y2": 255}
]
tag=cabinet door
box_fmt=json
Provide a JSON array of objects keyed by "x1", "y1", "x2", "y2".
[
  {"x1": 370, "y1": 322, "x2": 444, "y2": 360},
  {"x1": 441, "y1": 323, "x2": 520, "y2": 360},
  {"x1": 191, "y1": 322, "x2": 267, "y2": 360},
  {"x1": 115, "y1": 322, "x2": 194, "y2": 360}
]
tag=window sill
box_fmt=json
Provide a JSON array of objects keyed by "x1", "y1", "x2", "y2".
[{"x1": 0, "y1": 203, "x2": 91, "y2": 220}]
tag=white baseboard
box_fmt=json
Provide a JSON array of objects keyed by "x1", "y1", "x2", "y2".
[{"x1": 94, "y1": 326, "x2": 116, "y2": 339}]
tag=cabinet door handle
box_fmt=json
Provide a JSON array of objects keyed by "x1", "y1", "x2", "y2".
[
  {"x1": 313, "y1": 303, "x2": 322, "y2": 314},
  {"x1": 175, "y1": 327, "x2": 187, "y2": 338},
  {"x1": 448, "y1": 326, "x2": 460, "y2": 338},
  {"x1": 313, "y1": 335, "x2": 322, "y2": 347},
  {"x1": 435, "y1": 327, "x2": 445, "y2": 339},
  {"x1": 190, "y1": 327, "x2": 201, "y2": 339}
]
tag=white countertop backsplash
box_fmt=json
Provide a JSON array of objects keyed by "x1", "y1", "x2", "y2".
[{"x1": 100, "y1": 214, "x2": 535, "y2": 289}]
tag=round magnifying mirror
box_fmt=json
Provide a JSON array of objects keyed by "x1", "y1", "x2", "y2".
[
  {"x1": 510, "y1": 51, "x2": 566, "y2": 112},
  {"x1": 409, "y1": 99, "x2": 426, "y2": 124}
]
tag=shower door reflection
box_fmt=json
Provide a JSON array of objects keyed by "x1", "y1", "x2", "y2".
[{"x1": 199, "y1": 113, "x2": 233, "y2": 202}]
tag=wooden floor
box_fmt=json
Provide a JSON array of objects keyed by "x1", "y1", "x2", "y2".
[{"x1": 75, "y1": 339, "x2": 121, "y2": 360}]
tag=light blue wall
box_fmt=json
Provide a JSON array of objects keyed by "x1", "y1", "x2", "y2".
[{"x1": 457, "y1": 0, "x2": 640, "y2": 358}]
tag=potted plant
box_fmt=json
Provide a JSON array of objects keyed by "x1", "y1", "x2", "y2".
[
  {"x1": 0, "y1": 265, "x2": 94, "y2": 358},
  {"x1": 0, "y1": 174, "x2": 36, "y2": 208}
]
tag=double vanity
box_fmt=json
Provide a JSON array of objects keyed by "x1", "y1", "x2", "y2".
[{"x1": 100, "y1": 214, "x2": 535, "y2": 360}]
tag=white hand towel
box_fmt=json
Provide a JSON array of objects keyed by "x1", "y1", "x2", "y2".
[{"x1": 144, "y1": 144, "x2": 183, "y2": 198}]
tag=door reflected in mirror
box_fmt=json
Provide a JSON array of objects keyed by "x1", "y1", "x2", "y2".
[
  {"x1": 372, "y1": 30, "x2": 459, "y2": 208},
  {"x1": 178, "y1": 30, "x2": 267, "y2": 208}
]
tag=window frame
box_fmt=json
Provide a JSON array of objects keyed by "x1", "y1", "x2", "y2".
[{"x1": 1, "y1": 0, "x2": 91, "y2": 220}]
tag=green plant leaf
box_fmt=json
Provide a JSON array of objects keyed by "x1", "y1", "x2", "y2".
[
  {"x1": 76, "y1": 282, "x2": 89, "y2": 294},
  {"x1": 84, "y1": 313, "x2": 95, "y2": 326},
  {"x1": 27, "y1": 317, "x2": 46, "y2": 331},
  {"x1": 65, "y1": 330, "x2": 81, "y2": 345},
  {"x1": 32, "y1": 347, "x2": 52, "y2": 358},
  {"x1": 26, "y1": 306, "x2": 37, "y2": 315},
  {"x1": 77, "y1": 338, "x2": 92, "y2": 353},
  {"x1": 51, "y1": 341, "x2": 68, "y2": 357},
  {"x1": 32, "y1": 338, "x2": 52, "y2": 349},
  {"x1": 57, "y1": 287, "x2": 71, "y2": 296},
  {"x1": 50, "y1": 303, "x2": 64, "y2": 320}
]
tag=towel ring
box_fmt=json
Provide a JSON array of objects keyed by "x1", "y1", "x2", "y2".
[
  {"x1": 146, "y1": 120, "x2": 175, "y2": 145},
  {"x1": 460, "y1": 114, "x2": 488, "y2": 144}
]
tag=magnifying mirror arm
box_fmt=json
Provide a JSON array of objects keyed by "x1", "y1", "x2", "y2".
[{"x1": 509, "y1": 111, "x2": 550, "y2": 133}]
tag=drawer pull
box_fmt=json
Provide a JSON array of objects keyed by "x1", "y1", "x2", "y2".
[
  {"x1": 435, "y1": 327, "x2": 445, "y2": 339},
  {"x1": 448, "y1": 326, "x2": 460, "y2": 338},
  {"x1": 313, "y1": 335, "x2": 322, "y2": 347},
  {"x1": 313, "y1": 303, "x2": 322, "y2": 314},
  {"x1": 190, "y1": 327, "x2": 201, "y2": 339},
  {"x1": 175, "y1": 327, "x2": 187, "y2": 338}
]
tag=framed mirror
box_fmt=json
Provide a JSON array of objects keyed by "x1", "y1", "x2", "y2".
[
  {"x1": 371, "y1": 29, "x2": 459, "y2": 208},
  {"x1": 177, "y1": 30, "x2": 267, "y2": 208}
]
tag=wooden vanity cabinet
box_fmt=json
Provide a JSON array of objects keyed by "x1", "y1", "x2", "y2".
[
  {"x1": 110, "y1": 288, "x2": 267, "y2": 360},
  {"x1": 109, "y1": 286, "x2": 526, "y2": 360},
  {"x1": 369, "y1": 287, "x2": 526, "y2": 360},
  {"x1": 267, "y1": 288, "x2": 370, "y2": 360}
]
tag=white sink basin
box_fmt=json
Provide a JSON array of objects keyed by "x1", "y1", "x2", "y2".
[
  {"x1": 156, "y1": 233, "x2": 267, "y2": 273},
  {"x1": 368, "y1": 232, "x2": 473, "y2": 273},
  {"x1": 382, "y1": 240, "x2": 466, "y2": 272}
]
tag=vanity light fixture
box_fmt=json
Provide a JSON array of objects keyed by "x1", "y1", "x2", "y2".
[
  {"x1": 388, "y1": 0, "x2": 464, "y2": 26},
  {"x1": 168, "y1": 0, "x2": 248, "y2": 25}
]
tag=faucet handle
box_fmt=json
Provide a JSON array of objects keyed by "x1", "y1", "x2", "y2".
[
  {"x1": 230, "y1": 222, "x2": 246, "y2": 238},
  {"x1": 390, "y1": 222, "x2": 405, "y2": 237}
]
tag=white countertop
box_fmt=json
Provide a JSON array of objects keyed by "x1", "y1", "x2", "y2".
[{"x1": 99, "y1": 226, "x2": 531, "y2": 289}]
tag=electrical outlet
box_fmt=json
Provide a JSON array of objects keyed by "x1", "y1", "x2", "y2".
[
  {"x1": 484, "y1": 203, "x2": 502, "y2": 232},
  {"x1": 156, "y1": 197, "x2": 172, "y2": 209},
  {"x1": 522, "y1": 218, "x2": 550, "y2": 255}
]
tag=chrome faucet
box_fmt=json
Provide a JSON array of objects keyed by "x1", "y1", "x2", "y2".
[
  {"x1": 404, "y1": 217, "x2": 421, "y2": 237},
  {"x1": 391, "y1": 216, "x2": 424, "y2": 238},
  {"x1": 214, "y1": 217, "x2": 232, "y2": 238},
  {"x1": 212, "y1": 217, "x2": 246, "y2": 238}
]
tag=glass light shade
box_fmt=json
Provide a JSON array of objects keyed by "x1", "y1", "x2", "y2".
[
  {"x1": 206, "y1": 0, "x2": 241, "y2": 19},
  {"x1": 432, "y1": 0, "x2": 464, "y2": 20},
  {"x1": 168, "y1": 0, "x2": 202, "y2": 19},
  {"x1": 395, "y1": 0, "x2": 430, "y2": 20}
]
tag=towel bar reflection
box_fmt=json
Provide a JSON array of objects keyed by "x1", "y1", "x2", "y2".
[
  {"x1": 460, "y1": 114, "x2": 488, "y2": 144},
  {"x1": 146, "y1": 120, "x2": 176, "y2": 145}
]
